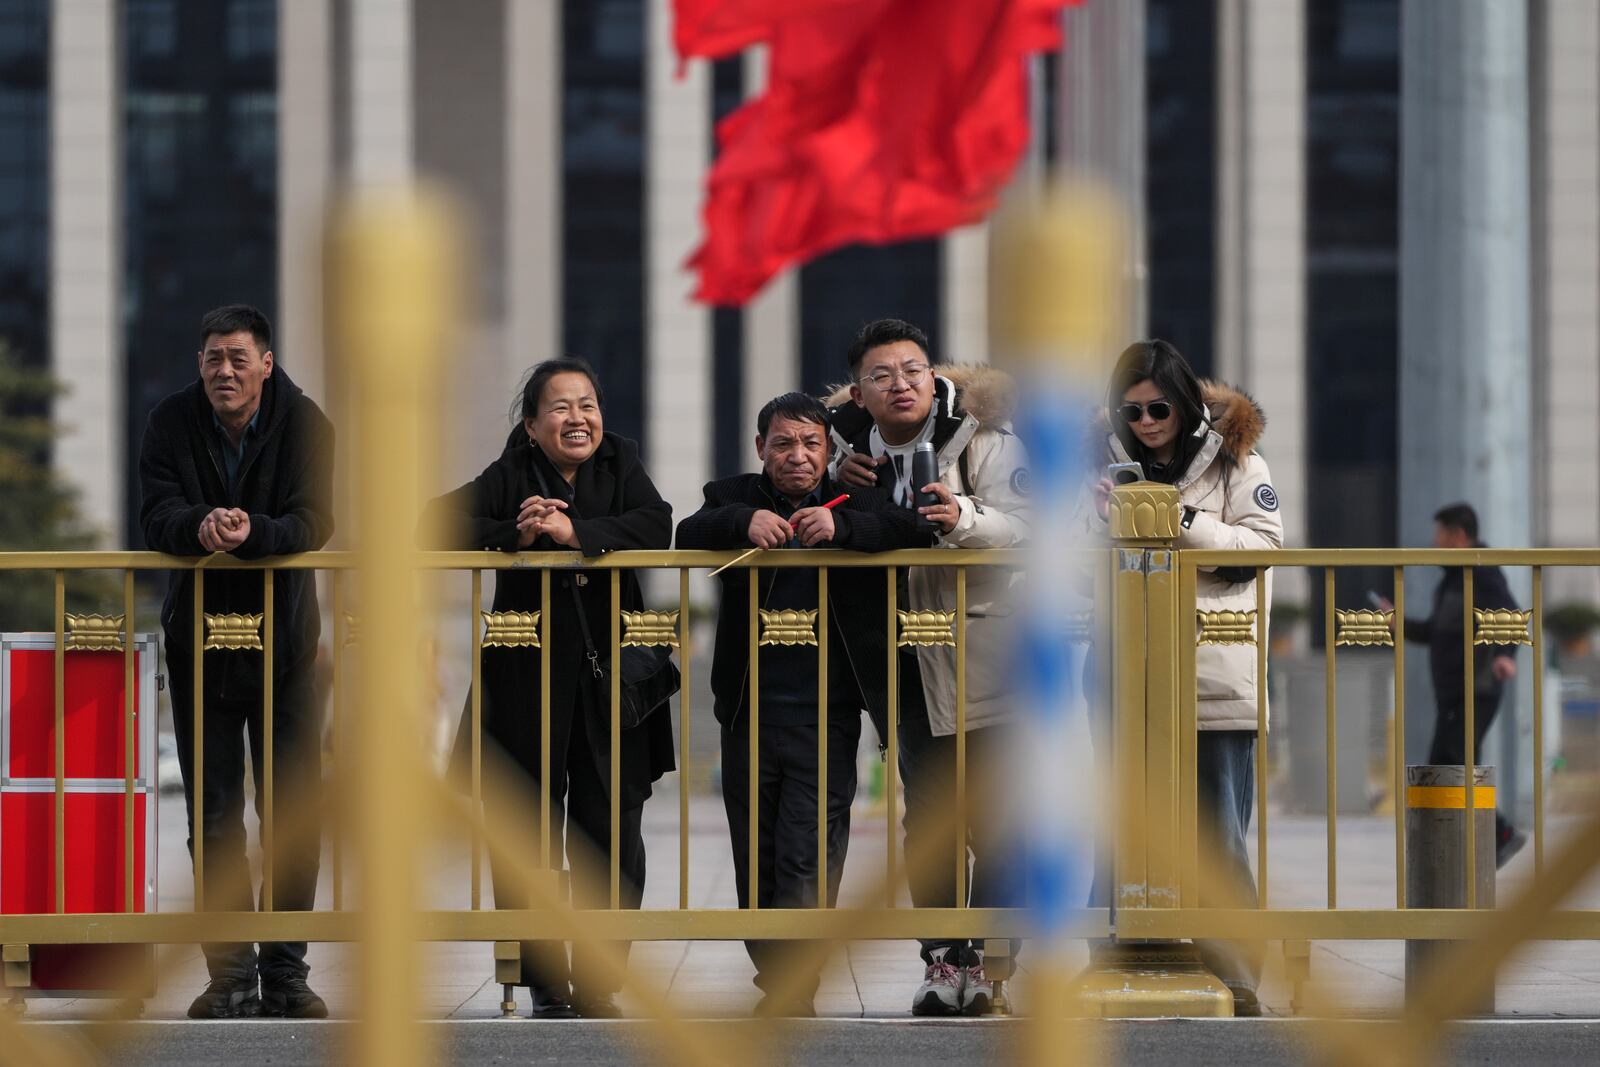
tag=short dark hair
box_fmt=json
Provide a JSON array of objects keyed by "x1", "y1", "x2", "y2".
[
  {"x1": 757, "y1": 391, "x2": 829, "y2": 437},
  {"x1": 1434, "y1": 502, "x2": 1479, "y2": 542},
  {"x1": 846, "y1": 318, "x2": 930, "y2": 374},
  {"x1": 200, "y1": 305, "x2": 272, "y2": 351}
]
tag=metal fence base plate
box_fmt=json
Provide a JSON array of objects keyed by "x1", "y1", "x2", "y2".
[{"x1": 1073, "y1": 942, "x2": 1235, "y2": 1019}]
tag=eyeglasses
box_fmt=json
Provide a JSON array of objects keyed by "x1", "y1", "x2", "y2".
[
  {"x1": 858, "y1": 363, "x2": 930, "y2": 391},
  {"x1": 1118, "y1": 399, "x2": 1173, "y2": 423}
]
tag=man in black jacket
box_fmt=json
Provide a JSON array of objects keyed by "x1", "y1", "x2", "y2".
[
  {"x1": 139, "y1": 305, "x2": 334, "y2": 1019},
  {"x1": 676, "y1": 393, "x2": 930, "y2": 1015},
  {"x1": 1380, "y1": 502, "x2": 1525, "y2": 867}
]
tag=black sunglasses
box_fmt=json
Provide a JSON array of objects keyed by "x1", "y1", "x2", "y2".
[{"x1": 1118, "y1": 400, "x2": 1173, "y2": 423}]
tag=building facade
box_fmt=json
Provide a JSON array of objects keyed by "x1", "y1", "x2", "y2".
[{"x1": 7, "y1": 0, "x2": 1597, "y2": 589}]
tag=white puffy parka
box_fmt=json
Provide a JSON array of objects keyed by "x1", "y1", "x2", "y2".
[{"x1": 1102, "y1": 382, "x2": 1284, "y2": 731}]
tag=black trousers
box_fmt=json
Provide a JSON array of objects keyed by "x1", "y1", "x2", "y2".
[
  {"x1": 721, "y1": 710, "x2": 860, "y2": 996},
  {"x1": 898, "y1": 652, "x2": 1020, "y2": 966},
  {"x1": 168, "y1": 663, "x2": 323, "y2": 985},
  {"x1": 1195, "y1": 730, "x2": 1262, "y2": 992},
  {"x1": 490, "y1": 704, "x2": 645, "y2": 997},
  {"x1": 1428, "y1": 686, "x2": 1513, "y2": 840}
]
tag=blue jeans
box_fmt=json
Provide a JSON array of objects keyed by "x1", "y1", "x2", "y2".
[{"x1": 1196, "y1": 730, "x2": 1262, "y2": 992}]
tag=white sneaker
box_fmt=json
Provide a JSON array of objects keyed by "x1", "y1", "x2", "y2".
[
  {"x1": 961, "y1": 952, "x2": 993, "y2": 1016},
  {"x1": 911, "y1": 948, "x2": 964, "y2": 1016}
]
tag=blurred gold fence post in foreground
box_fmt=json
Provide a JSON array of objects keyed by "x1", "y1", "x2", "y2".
[{"x1": 328, "y1": 186, "x2": 463, "y2": 1067}]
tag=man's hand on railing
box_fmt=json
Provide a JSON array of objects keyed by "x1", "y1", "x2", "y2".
[
  {"x1": 199, "y1": 507, "x2": 250, "y2": 553},
  {"x1": 747, "y1": 510, "x2": 792, "y2": 549},
  {"x1": 1492, "y1": 655, "x2": 1517, "y2": 683},
  {"x1": 790, "y1": 506, "x2": 836, "y2": 547}
]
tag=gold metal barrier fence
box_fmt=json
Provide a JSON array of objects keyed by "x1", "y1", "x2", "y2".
[
  {"x1": 1106, "y1": 481, "x2": 1600, "y2": 973},
  {"x1": 0, "y1": 547, "x2": 1084, "y2": 954}
]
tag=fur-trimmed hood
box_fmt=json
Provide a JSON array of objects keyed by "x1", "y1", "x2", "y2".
[{"x1": 1097, "y1": 379, "x2": 1267, "y2": 473}]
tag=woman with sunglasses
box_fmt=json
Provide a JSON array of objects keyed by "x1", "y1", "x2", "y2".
[{"x1": 1092, "y1": 339, "x2": 1283, "y2": 1016}]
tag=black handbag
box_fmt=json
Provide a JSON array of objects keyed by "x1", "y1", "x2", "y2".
[{"x1": 567, "y1": 584, "x2": 680, "y2": 731}]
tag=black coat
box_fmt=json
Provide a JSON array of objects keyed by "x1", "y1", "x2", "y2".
[
  {"x1": 1405, "y1": 560, "x2": 1521, "y2": 718},
  {"x1": 423, "y1": 434, "x2": 675, "y2": 808},
  {"x1": 674, "y1": 471, "x2": 931, "y2": 745},
  {"x1": 138, "y1": 370, "x2": 335, "y2": 699}
]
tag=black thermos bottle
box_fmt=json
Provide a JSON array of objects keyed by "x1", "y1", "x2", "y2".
[{"x1": 912, "y1": 442, "x2": 941, "y2": 530}]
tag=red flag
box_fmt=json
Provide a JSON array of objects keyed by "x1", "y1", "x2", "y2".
[{"x1": 676, "y1": 0, "x2": 1078, "y2": 306}]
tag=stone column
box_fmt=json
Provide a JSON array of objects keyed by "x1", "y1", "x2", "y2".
[
  {"x1": 943, "y1": 224, "x2": 990, "y2": 365},
  {"x1": 646, "y1": 0, "x2": 713, "y2": 516},
  {"x1": 278, "y1": 0, "x2": 334, "y2": 403},
  {"x1": 1058, "y1": 0, "x2": 1148, "y2": 340},
  {"x1": 50, "y1": 0, "x2": 121, "y2": 544},
  {"x1": 1399, "y1": 0, "x2": 1532, "y2": 777},
  {"x1": 1213, "y1": 0, "x2": 1307, "y2": 585},
  {"x1": 740, "y1": 45, "x2": 799, "y2": 451},
  {"x1": 349, "y1": 0, "x2": 413, "y2": 187},
  {"x1": 506, "y1": 0, "x2": 561, "y2": 415}
]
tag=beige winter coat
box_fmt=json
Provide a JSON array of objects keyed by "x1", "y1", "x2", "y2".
[
  {"x1": 827, "y1": 367, "x2": 1028, "y2": 737},
  {"x1": 1102, "y1": 382, "x2": 1283, "y2": 731}
]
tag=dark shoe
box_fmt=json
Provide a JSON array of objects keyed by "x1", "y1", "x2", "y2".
[
  {"x1": 1227, "y1": 984, "x2": 1262, "y2": 1018},
  {"x1": 187, "y1": 975, "x2": 260, "y2": 1019},
  {"x1": 754, "y1": 993, "x2": 816, "y2": 1018},
  {"x1": 572, "y1": 992, "x2": 622, "y2": 1019},
  {"x1": 261, "y1": 977, "x2": 328, "y2": 1019},
  {"x1": 529, "y1": 985, "x2": 577, "y2": 1019},
  {"x1": 1496, "y1": 826, "x2": 1527, "y2": 870}
]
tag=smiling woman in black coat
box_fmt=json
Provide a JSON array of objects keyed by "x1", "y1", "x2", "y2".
[{"x1": 422, "y1": 358, "x2": 672, "y2": 1019}]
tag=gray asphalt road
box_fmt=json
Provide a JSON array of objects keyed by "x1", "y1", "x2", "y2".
[{"x1": 25, "y1": 1018, "x2": 1600, "y2": 1067}]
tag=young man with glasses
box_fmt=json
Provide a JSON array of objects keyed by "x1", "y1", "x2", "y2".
[{"x1": 826, "y1": 318, "x2": 1029, "y2": 1016}]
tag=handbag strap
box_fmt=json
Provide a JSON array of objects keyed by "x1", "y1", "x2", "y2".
[{"x1": 529, "y1": 452, "x2": 603, "y2": 680}]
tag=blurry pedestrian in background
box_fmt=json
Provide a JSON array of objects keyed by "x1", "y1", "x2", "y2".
[{"x1": 1376, "y1": 502, "x2": 1526, "y2": 867}]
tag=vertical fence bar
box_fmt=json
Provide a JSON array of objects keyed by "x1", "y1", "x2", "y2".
[
  {"x1": 469, "y1": 570, "x2": 482, "y2": 910},
  {"x1": 1532, "y1": 565, "x2": 1544, "y2": 877},
  {"x1": 263, "y1": 570, "x2": 275, "y2": 912},
  {"x1": 1116, "y1": 548, "x2": 1149, "y2": 908},
  {"x1": 817, "y1": 567, "x2": 829, "y2": 907},
  {"x1": 1254, "y1": 567, "x2": 1267, "y2": 909},
  {"x1": 124, "y1": 570, "x2": 136, "y2": 912},
  {"x1": 1463, "y1": 566, "x2": 1476, "y2": 910},
  {"x1": 955, "y1": 567, "x2": 968, "y2": 909},
  {"x1": 193, "y1": 570, "x2": 206, "y2": 909},
  {"x1": 1173, "y1": 554, "x2": 1198, "y2": 904},
  {"x1": 540, "y1": 569, "x2": 552, "y2": 869},
  {"x1": 749, "y1": 567, "x2": 760, "y2": 910},
  {"x1": 610, "y1": 568, "x2": 622, "y2": 910},
  {"x1": 54, "y1": 570, "x2": 65, "y2": 914},
  {"x1": 1324, "y1": 567, "x2": 1337, "y2": 909},
  {"x1": 679, "y1": 568, "x2": 691, "y2": 910},
  {"x1": 886, "y1": 567, "x2": 899, "y2": 907},
  {"x1": 1393, "y1": 566, "x2": 1406, "y2": 909},
  {"x1": 332, "y1": 572, "x2": 343, "y2": 911}
]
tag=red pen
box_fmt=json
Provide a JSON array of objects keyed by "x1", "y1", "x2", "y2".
[{"x1": 709, "y1": 492, "x2": 850, "y2": 577}]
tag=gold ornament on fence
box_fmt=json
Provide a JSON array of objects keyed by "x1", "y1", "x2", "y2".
[
  {"x1": 1474, "y1": 609, "x2": 1533, "y2": 647},
  {"x1": 342, "y1": 612, "x2": 361, "y2": 649},
  {"x1": 481, "y1": 611, "x2": 541, "y2": 649},
  {"x1": 64, "y1": 613, "x2": 126, "y2": 652},
  {"x1": 204, "y1": 613, "x2": 264, "y2": 651},
  {"x1": 1108, "y1": 483, "x2": 1183, "y2": 543},
  {"x1": 1197, "y1": 609, "x2": 1257, "y2": 647},
  {"x1": 759, "y1": 609, "x2": 818, "y2": 647},
  {"x1": 897, "y1": 610, "x2": 957, "y2": 648},
  {"x1": 622, "y1": 610, "x2": 680, "y2": 649},
  {"x1": 1335, "y1": 609, "x2": 1394, "y2": 648}
]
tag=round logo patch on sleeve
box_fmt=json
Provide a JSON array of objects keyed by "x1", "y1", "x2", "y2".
[
  {"x1": 1254, "y1": 484, "x2": 1279, "y2": 512},
  {"x1": 1010, "y1": 468, "x2": 1031, "y2": 496}
]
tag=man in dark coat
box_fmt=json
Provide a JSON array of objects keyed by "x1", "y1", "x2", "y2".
[
  {"x1": 1381, "y1": 502, "x2": 1526, "y2": 867},
  {"x1": 420, "y1": 358, "x2": 673, "y2": 1018},
  {"x1": 138, "y1": 305, "x2": 334, "y2": 1019},
  {"x1": 675, "y1": 392, "x2": 931, "y2": 1016}
]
